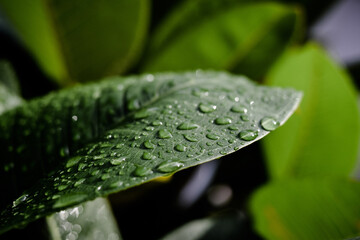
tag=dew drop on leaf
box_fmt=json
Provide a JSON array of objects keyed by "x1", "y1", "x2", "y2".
[
  {"x1": 157, "y1": 161, "x2": 184, "y2": 173},
  {"x1": 177, "y1": 122, "x2": 199, "y2": 130},
  {"x1": 110, "y1": 157, "x2": 127, "y2": 166},
  {"x1": 241, "y1": 115, "x2": 250, "y2": 121},
  {"x1": 134, "y1": 166, "x2": 153, "y2": 177},
  {"x1": 143, "y1": 140, "x2": 155, "y2": 149},
  {"x1": 206, "y1": 133, "x2": 220, "y2": 140},
  {"x1": 198, "y1": 103, "x2": 216, "y2": 113},
  {"x1": 183, "y1": 134, "x2": 198, "y2": 142},
  {"x1": 260, "y1": 117, "x2": 280, "y2": 131},
  {"x1": 214, "y1": 117, "x2": 232, "y2": 125},
  {"x1": 65, "y1": 156, "x2": 81, "y2": 168},
  {"x1": 57, "y1": 185, "x2": 68, "y2": 191},
  {"x1": 239, "y1": 130, "x2": 258, "y2": 141},
  {"x1": 13, "y1": 194, "x2": 29, "y2": 208},
  {"x1": 230, "y1": 105, "x2": 248, "y2": 113},
  {"x1": 174, "y1": 144, "x2": 187, "y2": 152},
  {"x1": 142, "y1": 152, "x2": 155, "y2": 160},
  {"x1": 158, "y1": 129, "x2": 172, "y2": 139},
  {"x1": 53, "y1": 193, "x2": 88, "y2": 209},
  {"x1": 134, "y1": 109, "x2": 149, "y2": 119}
]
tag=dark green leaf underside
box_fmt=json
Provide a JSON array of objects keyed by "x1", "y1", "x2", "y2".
[{"x1": 0, "y1": 71, "x2": 301, "y2": 233}]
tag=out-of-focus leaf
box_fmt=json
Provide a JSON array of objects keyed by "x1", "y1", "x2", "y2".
[
  {"x1": 47, "y1": 198, "x2": 122, "y2": 240},
  {"x1": 0, "y1": 71, "x2": 301, "y2": 234},
  {"x1": 0, "y1": 61, "x2": 22, "y2": 115},
  {"x1": 141, "y1": 2, "x2": 301, "y2": 80},
  {"x1": 250, "y1": 178, "x2": 360, "y2": 240},
  {"x1": 263, "y1": 43, "x2": 360, "y2": 179},
  {"x1": 0, "y1": 0, "x2": 149, "y2": 85},
  {"x1": 159, "y1": 211, "x2": 245, "y2": 240}
]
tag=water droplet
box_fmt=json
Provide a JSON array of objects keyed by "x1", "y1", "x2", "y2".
[
  {"x1": 177, "y1": 122, "x2": 199, "y2": 130},
  {"x1": 110, "y1": 157, "x2": 126, "y2": 165},
  {"x1": 174, "y1": 144, "x2": 187, "y2": 152},
  {"x1": 134, "y1": 109, "x2": 149, "y2": 119},
  {"x1": 53, "y1": 193, "x2": 88, "y2": 209},
  {"x1": 101, "y1": 173, "x2": 110, "y2": 180},
  {"x1": 231, "y1": 105, "x2": 247, "y2": 114},
  {"x1": 241, "y1": 115, "x2": 250, "y2": 121},
  {"x1": 206, "y1": 133, "x2": 220, "y2": 140},
  {"x1": 74, "y1": 178, "x2": 85, "y2": 187},
  {"x1": 91, "y1": 170, "x2": 100, "y2": 176},
  {"x1": 228, "y1": 126, "x2": 239, "y2": 131},
  {"x1": 143, "y1": 140, "x2": 155, "y2": 149},
  {"x1": 260, "y1": 117, "x2": 280, "y2": 131},
  {"x1": 214, "y1": 117, "x2": 232, "y2": 125},
  {"x1": 157, "y1": 161, "x2": 184, "y2": 173},
  {"x1": 66, "y1": 156, "x2": 81, "y2": 168},
  {"x1": 145, "y1": 126, "x2": 155, "y2": 131},
  {"x1": 198, "y1": 103, "x2": 216, "y2": 113},
  {"x1": 158, "y1": 129, "x2": 172, "y2": 139},
  {"x1": 142, "y1": 152, "x2": 155, "y2": 160},
  {"x1": 239, "y1": 130, "x2": 258, "y2": 141},
  {"x1": 184, "y1": 134, "x2": 198, "y2": 142},
  {"x1": 109, "y1": 180, "x2": 123, "y2": 189},
  {"x1": 13, "y1": 194, "x2": 29, "y2": 208},
  {"x1": 58, "y1": 185, "x2": 68, "y2": 191},
  {"x1": 134, "y1": 166, "x2": 153, "y2": 177}
]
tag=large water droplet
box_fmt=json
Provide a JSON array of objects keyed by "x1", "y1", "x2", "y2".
[
  {"x1": 134, "y1": 166, "x2": 153, "y2": 177},
  {"x1": 74, "y1": 178, "x2": 85, "y2": 187},
  {"x1": 206, "y1": 133, "x2": 220, "y2": 140},
  {"x1": 110, "y1": 157, "x2": 126, "y2": 165},
  {"x1": 239, "y1": 130, "x2": 258, "y2": 141},
  {"x1": 198, "y1": 103, "x2": 216, "y2": 113},
  {"x1": 214, "y1": 117, "x2": 232, "y2": 125},
  {"x1": 157, "y1": 161, "x2": 184, "y2": 173},
  {"x1": 143, "y1": 140, "x2": 155, "y2": 149},
  {"x1": 66, "y1": 156, "x2": 81, "y2": 168},
  {"x1": 241, "y1": 115, "x2": 250, "y2": 122},
  {"x1": 101, "y1": 173, "x2": 110, "y2": 180},
  {"x1": 145, "y1": 126, "x2": 155, "y2": 131},
  {"x1": 184, "y1": 134, "x2": 198, "y2": 142},
  {"x1": 13, "y1": 194, "x2": 29, "y2": 208},
  {"x1": 177, "y1": 122, "x2": 199, "y2": 130},
  {"x1": 58, "y1": 185, "x2": 68, "y2": 191},
  {"x1": 127, "y1": 99, "x2": 140, "y2": 111},
  {"x1": 142, "y1": 152, "x2": 155, "y2": 160},
  {"x1": 174, "y1": 144, "x2": 187, "y2": 152},
  {"x1": 158, "y1": 129, "x2": 172, "y2": 139},
  {"x1": 53, "y1": 193, "x2": 88, "y2": 209},
  {"x1": 231, "y1": 105, "x2": 247, "y2": 114},
  {"x1": 260, "y1": 117, "x2": 279, "y2": 131}
]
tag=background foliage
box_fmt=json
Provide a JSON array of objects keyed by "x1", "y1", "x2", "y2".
[{"x1": 0, "y1": 0, "x2": 359, "y2": 239}]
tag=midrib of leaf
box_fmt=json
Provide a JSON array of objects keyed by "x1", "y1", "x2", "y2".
[
  {"x1": 225, "y1": 6, "x2": 289, "y2": 71},
  {"x1": 282, "y1": 49, "x2": 320, "y2": 177},
  {"x1": 42, "y1": 0, "x2": 71, "y2": 86}
]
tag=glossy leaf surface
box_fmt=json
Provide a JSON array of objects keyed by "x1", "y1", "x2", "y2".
[
  {"x1": 250, "y1": 179, "x2": 360, "y2": 240},
  {"x1": 142, "y1": 2, "x2": 301, "y2": 80},
  {"x1": 0, "y1": 71, "x2": 301, "y2": 233},
  {"x1": 0, "y1": 0, "x2": 149, "y2": 84},
  {"x1": 263, "y1": 44, "x2": 360, "y2": 179}
]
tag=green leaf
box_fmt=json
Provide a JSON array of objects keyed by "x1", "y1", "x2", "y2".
[
  {"x1": 0, "y1": 71, "x2": 301, "y2": 233},
  {"x1": 141, "y1": 1, "x2": 301, "y2": 80},
  {"x1": 250, "y1": 178, "x2": 360, "y2": 240},
  {"x1": 159, "y1": 211, "x2": 245, "y2": 240},
  {"x1": 263, "y1": 43, "x2": 360, "y2": 179},
  {"x1": 0, "y1": 0, "x2": 149, "y2": 84},
  {"x1": 0, "y1": 61, "x2": 23, "y2": 115}
]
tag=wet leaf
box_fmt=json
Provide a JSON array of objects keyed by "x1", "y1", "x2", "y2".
[
  {"x1": 0, "y1": 0, "x2": 149, "y2": 84},
  {"x1": 141, "y1": 1, "x2": 301, "y2": 80},
  {"x1": 250, "y1": 178, "x2": 360, "y2": 240},
  {"x1": 0, "y1": 71, "x2": 301, "y2": 233},
  {"x1": 263, "y1": 43, "x2": 360, "y2": 179}
]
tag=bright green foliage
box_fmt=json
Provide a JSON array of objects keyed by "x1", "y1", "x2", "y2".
[
  {"x1": 0, "y1": 71, "x2": 301, "y2": 234},
  {"x1": 0, "y1": 0, "x2": 149, "y2": 84},
  {"x1": 141, "y1": 1, "x2": 301, "y2": 80},
  {"x1": 0, "y1": 61, "x2": 23, "y2": 115},
  {"x1": 263, "y1": 44, "x2": 360, "y2": 179},
  {"x1": 250, "y1": 179, "x2": 360, "y2": 240}
]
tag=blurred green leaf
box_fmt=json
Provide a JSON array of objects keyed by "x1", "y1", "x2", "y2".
[
  {"x1": 159, "y1": 211, "x2": 245, "y2": 240},
  {"x1": 0, "y1": 0, "x2": 149, "y2": 85},
  {"x1": 141, "y1": 1, "x2": 302, "y2": 80},
  {"x1": 263, "y1": 43, "x2": 360, "y2": 179},
  {"x1": 0, "y1": 71, "x2": 301, "y2": 234},
  {"x1": 0, "y1": 61, "x2": 22, "y2": 115},
  {"x1": 250, "y1": 178, "x2": 360, "y2": 240}
]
